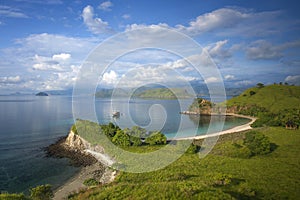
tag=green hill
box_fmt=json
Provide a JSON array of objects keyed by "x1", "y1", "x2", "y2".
[
  {"x1": 136, "y1": 88, "x2": 193, "y2": 99},
  {"x1": 226, "y1": 84, "x2": 300, "y2": 127}
]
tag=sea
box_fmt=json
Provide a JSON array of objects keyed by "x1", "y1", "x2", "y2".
[{"x1": 0, "y1": 95, "x2": 250, "y2": 193}]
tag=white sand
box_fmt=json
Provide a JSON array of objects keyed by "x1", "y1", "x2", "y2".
[{"x1": 174, "y1": 113, "x2": 256, "y2": 140}]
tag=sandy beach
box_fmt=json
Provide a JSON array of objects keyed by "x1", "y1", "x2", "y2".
[
  {"x1": 175, "y1": 113, "x2": 256, "y2": 140},
  {"x1": 53, "y1": 163, "x2": 116, "y2": 200}
]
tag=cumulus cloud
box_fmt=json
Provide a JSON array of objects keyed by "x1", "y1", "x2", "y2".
[
  {"x1": 204, "y1": 40, "x2": 233, "y2": 60},
  {"x1": 0, "y1": 33, "x2": 98, "y2": 92},
  {"x1": 82, "y1": 5, "x2": 112, "y2": 34},
  {"x1": 98, "y1": 1, "x2": 113, "y2": 11},
  {"x1": 285, "y1": 75, "x2": 300, "y2": 85},
  {"x1": 102, "y1": 70, "x2": 118, "y2": 85},
  {"x1": 224, "y1": 75, "x2": 235, "y2": 80},
  {"x1": 0, "y1": 5, "x2": 28, "y2": 18},
  {"x1": 52, "y1": 53, "x2": 71, "y2": 61},
  {"x1": 175, "y1": 8, "x2": 290, "y2": 37}
]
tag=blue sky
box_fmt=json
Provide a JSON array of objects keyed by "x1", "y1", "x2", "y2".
[{"x1": 0, "y1": 0, "x2": 300, "y2": 94}]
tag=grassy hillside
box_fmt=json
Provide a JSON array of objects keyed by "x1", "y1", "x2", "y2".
[
  {"x1": 136, "y1": 88, "x2": 193, "y2": 99},
  {"x1": 226, "y1": 85, "x2": 300, "y2": 127},
  {"x1": 226, "y1": 84, "x2": 300, "y2": 113},
  {"x1": 69, "y1": 127, "x2": 300, "y2": 199}
]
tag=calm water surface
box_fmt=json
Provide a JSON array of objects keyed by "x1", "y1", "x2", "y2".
[{"x1": 0, "y1": 95, "x2": 250, "y2": 193}]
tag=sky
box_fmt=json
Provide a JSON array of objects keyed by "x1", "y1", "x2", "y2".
[{"x1": 0, "y1": 0, "x2": 300, "y2": 94}]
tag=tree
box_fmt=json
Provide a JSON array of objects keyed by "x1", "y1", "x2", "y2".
[
  {"x1": 249, "y1": 90, "x2": 256, "y2": 96},
  {"x1": 101, "y1": 122, "x2": 120, "y2": 138},
  {"x1": 145, "y1": 131, "x2": 167, "y2": 145},
  {"x1": 243, "y1": 131, "x2": 271, "y2": 155},
  {"x1": 30, "y1": 184, "x2": 53, "y2": 200},
  {"x1": 112, "y1": 130, "x2": 131, "y2": 146},
  {"x1": 256, "y1": 83, "x2": 264, "y2": 88}
]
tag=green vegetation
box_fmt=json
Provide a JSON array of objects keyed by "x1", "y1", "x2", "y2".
[
  {"x1": 0, "y1": 193, "x2": 28, "y2": 200},
  {"x1": 0, "y1": 185, "x2": 53, "y2": 200},
  {"x1": 226, "y1": 84, "x2": 300, "y2": 127},
  {"x1": 83, "y1": 178, "x2": 100, "y2": 187},
  {"x1": 135, "y1": 88, "x2": 193, "y2": 99},
  {"x1": 73, "y1": 120, "x2": 166, "y2": 148},
  {"x1": 68, "y1": 127, "x2": 300, "y2": 199},
  {"x1": 144, "y1": 131, "x2": 167, "y2": 145},
  {"x1": 188, "y1": 97, "x2": 213, "y2": 114}
]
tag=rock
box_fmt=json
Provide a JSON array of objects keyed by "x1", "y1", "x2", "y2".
[{"x1": 35, "y1": 92, "x2": 48, "y2": 96}]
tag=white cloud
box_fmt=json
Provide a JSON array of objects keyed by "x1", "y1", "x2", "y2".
[
  {"x1": 246, "y1": 40, "x2": 300, "y2": 60},
  {"x1": 175, "y1": 8, "x2": 290, "y2": 37},
  {"x1": 285, "y1": 75, "x2": 300, "y2": 85},
  {"x1": 234, "y1": 80, "x2": 253, "y2": 86},
  {"x1": 98, "y1": 1, "x2": 113, "y2": 11},
  {"x1": 82, "y1": 5, "x2": 112, "y2": 34},
  {"x1": 52, "y1": 53, "x2": 71, "y2": 61},
  {"x1": 205, "y1": 76, "x2": 220, "y2": 83},
  {"x1": 0, "y1": 5, "x2": 28, "y2": 18},
  {"x1": 122, "y1": 14, "x2": 130, "y2": 19},
  {"x1": 246, "y1": 40, "x2": 283, "y2": 60},
  {"x1": 102, "y1": 70, "x2": 118, "y2": 85},
  {"x1": 0, "y1": 76, "x2": 21, "y2": 83},
  {"x1": 204, "y1": 40, "x2": 232, "y2": 60},
  {"x1": 0, "y1": 33, "x2": 98, "y2": 92},
  {"x1": 224, "y1": 75, "x2": 235, "y2": 80}
]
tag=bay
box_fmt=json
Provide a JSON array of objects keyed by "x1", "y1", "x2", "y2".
[{"x1": 0, "y1": 95, "x2": 250, "y2": 193}]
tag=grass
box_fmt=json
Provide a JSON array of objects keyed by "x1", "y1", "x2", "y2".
[
  {"x1": 226, "y1": 85, "x2": 300, "y2": 113},
  {"x1": 69, "y1": 127, "x2": 300, "y2": 199}
]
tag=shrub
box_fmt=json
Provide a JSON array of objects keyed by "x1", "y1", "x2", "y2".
[
  {"x1": 112, "y1": 130, "x2": 131, "y2": 146},
  {"x1": 249, "y1": 90, "x2": 256, "y2": 96},
  {"x1": 243, "y1": 131, "x2": 271, "y2": 156},
  {"x1": 145, "y1": 131, "x2": 167, "y2": 145},
  {"x1": 83, "y1": 178, "x2": 99, "y2": 187},
  {"x1": 208, "y1": 173, "x2": 233, "y2": 186},
  {"x1": 71, "y1": 124, "x2": 78, "y2": 135},
  {"x1": 186, "y1": 143, "x2": 198, "y2": 154},
  {"x1": 29, "y1": 184, "x2": 53, "y2": 200}
]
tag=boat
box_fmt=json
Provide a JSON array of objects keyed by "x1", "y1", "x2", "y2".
[{"x1": 112, "y1": 111, "x2": 120, "y2": 118}]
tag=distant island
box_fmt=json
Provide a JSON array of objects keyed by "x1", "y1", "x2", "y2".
[
  {"x1": 95, "y1": 87, "x2": 194, "y2": 99},
  {"x1": 35, "y1": 92, "x2": 49, "y2": 96}
]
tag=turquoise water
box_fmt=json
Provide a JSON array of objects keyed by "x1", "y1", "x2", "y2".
[{"x1": 0, "y1": 95, "x2": 250, "y2": 193}]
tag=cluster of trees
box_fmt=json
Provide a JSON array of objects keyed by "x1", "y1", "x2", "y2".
[
  {"x1": 101, "y1": 122, "x2": 167, "y2": 147},
  {"x1": 223, "y1": 131, "x2": 272, "y2": 158},
  {"x1": 0, "y1": 184, "x2": 53, "y2": 200}
]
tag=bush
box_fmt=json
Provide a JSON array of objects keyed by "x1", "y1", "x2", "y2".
[
  {"x1": 243, "y1": 131, "x2": 271, "y2": 156},
  {"x1": 145, "y1": 131, "x2": 167, "y2": 145},
  {"x1": 83, "y1": 178, "x2": 99, "y2": 187},
  {"x1": 29, "y1": 184, "x2": 53, "y2": 200},
  {"x1": 186, "y1": 143, "x2": 198, "y2": 154},
  {"x1": 71, "y1": 124, "x2": 78, "y2": 134},
  {"x1": 112, "y1": 130, "x2": 131, "y2": 146},
  {"x1": 207, "y1": 173, "x2": 233, "y2": 186}
]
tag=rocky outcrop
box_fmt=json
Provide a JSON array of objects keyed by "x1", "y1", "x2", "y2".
[{"x1": 45, "y1": 131, "x2": 100, "y2": 167}]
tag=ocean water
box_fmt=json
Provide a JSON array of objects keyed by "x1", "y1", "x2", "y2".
[{"x1": 0, "y1": 95, "x2": 250, "y2": 193}]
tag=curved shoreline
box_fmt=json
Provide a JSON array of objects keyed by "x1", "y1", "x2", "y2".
[
  {"x1": 174, "y1": 113, "x2": 257, "y2": 140},
  {"x1": 52, "y1": 114, "x2": 255, "y2": 198}
]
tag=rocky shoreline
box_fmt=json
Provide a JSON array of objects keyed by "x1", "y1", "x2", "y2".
[
  {"x1": 45, "y1": 136, "x2": 98, "y2": 167},
  {"x1": 44, "y1": 132, "x2": 117, "y2": 199}
]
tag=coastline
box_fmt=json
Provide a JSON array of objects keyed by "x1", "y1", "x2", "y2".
[
  {"x1": 50, "y1": 113, "x2": 255, "y2": 199},
  {"x1": 174, "y1": 113, "x2": 256, "y2": 140},
  {"x1": 45, "y1": 135, "x2": 116, "y2": 200}
]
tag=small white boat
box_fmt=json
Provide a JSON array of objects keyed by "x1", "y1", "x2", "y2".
[{"x1": 112, "y1": 111, "x2": 120, "y2": 118}]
